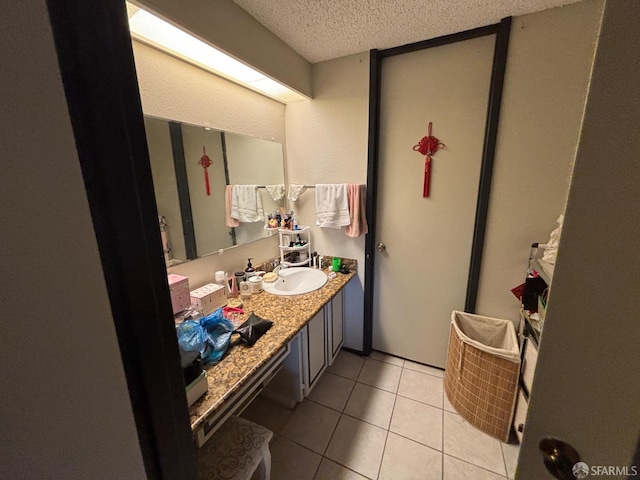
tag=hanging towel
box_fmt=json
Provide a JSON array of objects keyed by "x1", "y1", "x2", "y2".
[
  {"x1": 265, "y1": 184, "x2": 285, "y2": 201},
  {"x1": 231, "y1": 185, "x2": 264, "y2": 223},
  {"x1": 315, "y1": 184, "x2": 350, "y2": 228},
  {"x1": 225, "y1": 185, "x2": 240, "y2": 228},
  {"x1": 287, "y1": 184, "x2": 307, "y2": 202},
  {"x1": 345, "y1": 184, "x2": 369, "y2": 238}
]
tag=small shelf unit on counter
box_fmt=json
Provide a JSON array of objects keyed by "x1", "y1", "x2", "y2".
[{"x1": 278, "y1": 226, "x2": 311, "y2": 267}]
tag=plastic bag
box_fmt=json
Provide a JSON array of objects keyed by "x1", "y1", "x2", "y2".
[
  {"x1": 542, "y1": 214, "x2": 564, "y2": 264},
  {"x1": 234, "y1": 313, "x2": 273, "y2": 346},
  {"x1": 176, "y1": 308, "x2": 234, "y2": 366}
]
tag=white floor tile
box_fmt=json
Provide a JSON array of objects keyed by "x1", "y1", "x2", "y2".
[
  {"x1": 404, "y1": 359, "x2": 444, "y2": 378},
  {"x1": 270, "y1": 435, "x2": 322, "y2": 480},
  {"x1": 443, "y1": 454, "x2": 507, "y2": 480},
  {"x1": 390, "y1": 395, "x2": 443, "y2": 451},
  {"x1": 501, "y1": 442, "x2": 520, "y2": 479},
  {"x1": 240, "y1": 396, "x2": 293, "y2": 435},
  {"x1": 357, "y1": 358, "x2": 402, "y2": 393},
  {"x1": 344, "y1": 382, "x2": 396, "y2": 429},
  {"x1": 398, "y1": 369, "x2": 444, "y2": 408},
  {"x1": 308, "y1": 372, "x2": 355, "y2": 412},
  {"x1": 314, "y1": 458, "x2": 369, "y2": 480},
  {"x1": 281, "y1": 400, "x2": 341, "y2": 454},
  {"x1": 328, "y1": 350, "x2": 366, "y2": 380},
  {"x1": 443, "y1": 388, "x2": 457, "y2": 413},
  {"x1": 325, "y1": 415, "x2": 387, "y2": 480},
  {"x1": 379, "y1": 432, "x2": 442, "y2": 480},
  {"x1": 370, "y1": 350, "x2": 405, "y2": 367},
  {"x1": 443, "y1": 411, "x2": 506, "y2": 476}
]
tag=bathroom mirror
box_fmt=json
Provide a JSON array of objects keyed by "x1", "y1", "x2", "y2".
[{"x1": 144, "y1": 115, "x2": 286, "y2": 266}]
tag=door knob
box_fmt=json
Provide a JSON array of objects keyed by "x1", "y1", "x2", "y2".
[
  {"x1": 376, "y1": 242, "x2": 386, "y2": 252},
  {"x1": 539, "y1": 437, "x2": 583, "y2": 479}
]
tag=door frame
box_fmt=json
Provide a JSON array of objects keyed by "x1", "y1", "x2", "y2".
[
  {"x1": 46, "y1": 1, "x2": 197, "y2": 479},
  {"x1": 363, "y1": 18, "x2": 512, "y2": 355}
]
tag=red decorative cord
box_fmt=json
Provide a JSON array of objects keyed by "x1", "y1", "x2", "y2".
[
  {"x1": 413, "y1": 122, "x2": 445, "y2": 197},
  {"x1": 199, "y1": 146, "x2": 213, "y2": 196}
]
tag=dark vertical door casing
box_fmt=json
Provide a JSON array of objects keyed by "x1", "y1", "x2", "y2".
[
  {"x1": 45, "y1": 2, "x2": 197, "y2": 479},
  {"x1": 169, "y1": 121, "x2": 198, "y2": 259},
  {"x1": 364, "y1": 18, "x2": 512, "y2": 355}
]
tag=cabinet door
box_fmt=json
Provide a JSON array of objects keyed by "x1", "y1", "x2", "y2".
[
  {"x1": 305, "y1": 309, "x2": 327, "y2": 393},
  {"x1": 329, "y1": 290, "x2": 344, "y2": 364}
]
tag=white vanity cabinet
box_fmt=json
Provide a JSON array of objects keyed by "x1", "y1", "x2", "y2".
[
  {"x1": 301, "y1": 309, "x2": 328, "y2": 396},
  {"x1": 262, "y1": 291, "x2": 345, "y2": 405},
  {"x1": 327, "y1": 290, "x2": 344, "y2": 364}
]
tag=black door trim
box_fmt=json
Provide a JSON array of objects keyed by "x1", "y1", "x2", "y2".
[
  {"x1": 45, "y1": 2, "x2": 196, "y2": 479},
  {"x1": 363, "y1": 18, "x2": 512, "y2": 354},
  {"x1": 170, "y1": 121, "x2": 198, "y2": 259}
]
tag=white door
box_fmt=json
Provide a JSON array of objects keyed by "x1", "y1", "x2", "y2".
[{"x1": 373, "y1": 35, "x2": 496, "y2": 368}]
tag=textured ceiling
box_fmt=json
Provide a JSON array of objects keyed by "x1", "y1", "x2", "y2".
[{"x1": 233, "y1": 0, "x2": 583, "y2": 63}]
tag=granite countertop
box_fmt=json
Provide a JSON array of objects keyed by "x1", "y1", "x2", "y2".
[{"x1": 188, "y1": 264, "x2": 356, "y2": 431}]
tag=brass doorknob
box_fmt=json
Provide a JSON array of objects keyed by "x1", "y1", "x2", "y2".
[
  {"x1": 376, "y1": 243, "x2": 386, "y2": 252},
  {"x1": 539, "y1": 437, "x2": 583, "y2": 479}
]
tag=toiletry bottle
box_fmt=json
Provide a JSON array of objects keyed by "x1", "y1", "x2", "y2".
[
  {"x1": 245, "y1": 258, "x2": 255, "y2": 278},
  {"x1": 228, "y1": 275, "x2": 239, "y2": 298}
]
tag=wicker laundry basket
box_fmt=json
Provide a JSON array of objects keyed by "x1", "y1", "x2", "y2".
[{"x1": 444, "y1": 311, "x2": 521, "y2": 442}]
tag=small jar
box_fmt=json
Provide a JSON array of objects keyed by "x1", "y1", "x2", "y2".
[
  {"x1": 239, "y1": 281, "x2": 252, "y2": 299},
  {"x1": 248, "y1": 276, "x2": 263, "y2": 293},
  {"x1": 234, "y1": 271, "x2": 246, "y2": 284}
]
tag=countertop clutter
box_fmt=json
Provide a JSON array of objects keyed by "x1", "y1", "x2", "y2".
[{"x1": 188, "y1": 260, "x2": 356, "y2": 432}]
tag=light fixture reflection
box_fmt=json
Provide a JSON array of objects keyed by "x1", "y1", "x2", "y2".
[{"x1": 128, "y1": 4, "x2": 307, "y2": 103}]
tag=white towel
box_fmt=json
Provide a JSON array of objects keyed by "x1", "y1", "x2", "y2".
[
  {"x1": 265, "y1": 184, "x2": 285, "y2": 201},
  {"x1": 287, "y1": 184, "x2": 307, "y2": 202},
  {"x1": 315, "y1": 184, "x2": 350, "y2": 228},
  {"x1": 231, "y1": 185, "x2": 264, "y2": 223}
]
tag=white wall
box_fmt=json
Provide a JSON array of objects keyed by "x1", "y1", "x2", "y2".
[
  {"x1": 133, "y1": 40, "x2": 286, "y2": 288},
  {"x1": 476, "y1": 0, "x2": 604, "y2": 322},
  {"x1": 285, "y1": 53, "x2": 371, "y2": 350},
  {"x1": 0, "y1": 2, "x2": 146, "y2": 479},
  {"x1": 284, "y1": 1, "x2": 604, "y2": 350}
]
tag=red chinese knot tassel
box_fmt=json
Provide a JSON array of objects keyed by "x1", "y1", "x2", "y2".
[
  {"x1": 199, "y1": 146, "x2": 213, "y2": 196},
  {"x1": 413, "y1": 122, "x2": 445, "y2": 198}
]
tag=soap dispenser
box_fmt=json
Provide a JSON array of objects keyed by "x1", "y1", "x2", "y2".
[{"x1": 245, "y1": 258, "x2": 256, "y2": 278}]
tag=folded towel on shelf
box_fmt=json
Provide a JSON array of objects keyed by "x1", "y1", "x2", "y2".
[
  {"x1": 231, "y1": 185, "x2": 264, "y2": 223},
  {"x1": 225, "y1": 185, "x2": 240, "y2": 228},
  {"x1": 315, "y1": 184, "x2": 350, "y2": 228},
  {"x1": 287, "y1": 184, "x2": 307, "y2": 202},
  {"x1": 265, "y1": 184, "x2": 285, "y2": 201},
  {"x1": 345, "y1": 184, "x2": 368, "y2": 238}
]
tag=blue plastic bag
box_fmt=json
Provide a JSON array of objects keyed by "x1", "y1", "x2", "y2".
[{"x1": 176, "y1": 308, "x2": 234, "y2": 365}]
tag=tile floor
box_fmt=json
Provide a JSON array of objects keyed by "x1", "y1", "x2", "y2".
[{"x1": 241, "y1": 349, "x2": 520, "y2": 480}]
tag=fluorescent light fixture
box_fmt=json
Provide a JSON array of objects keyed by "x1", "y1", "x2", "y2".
[{"x1": 127, "y1": 3, "x2": 307, "y2": 103}]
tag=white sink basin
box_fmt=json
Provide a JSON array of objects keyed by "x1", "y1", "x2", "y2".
[{"x1": 263, "y1": 268, "x2": 328, "y2": 296}]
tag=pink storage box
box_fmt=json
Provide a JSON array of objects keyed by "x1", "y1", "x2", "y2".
[
  {"x1": 190, "y1": 283, "x2": 227, "y2": 316},
  {"x1": 168, "y1": 274, "x2": 190, "y2": 315}
]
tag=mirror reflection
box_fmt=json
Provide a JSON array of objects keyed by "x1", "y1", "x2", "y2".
[{"x1": 144, "y1": 116, "x2": 286, "y2": 266}]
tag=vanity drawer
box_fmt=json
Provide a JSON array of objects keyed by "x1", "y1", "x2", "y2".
[{"x1": 522, "y1": 337, "x2": 539, "y2": 394}]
